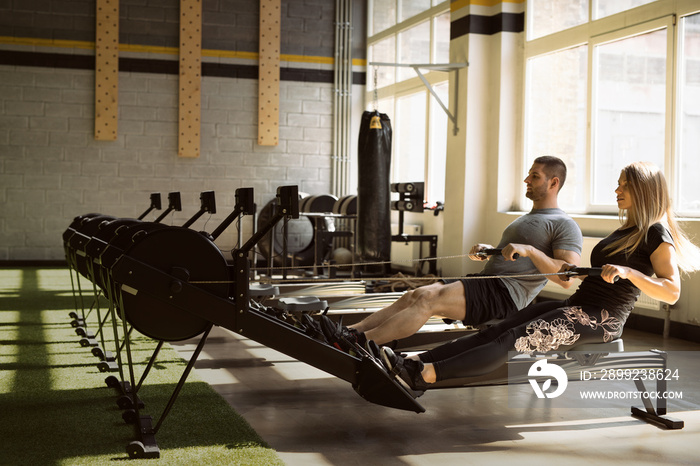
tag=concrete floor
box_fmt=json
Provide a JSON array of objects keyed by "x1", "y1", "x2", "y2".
[{"x1": 172, "y1": 325, "x2": 700, "y2": 466}]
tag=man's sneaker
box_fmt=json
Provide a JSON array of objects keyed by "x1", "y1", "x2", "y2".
[
  {"x1": 301, "y1": 314, "x2": 327, "y2": 343},
  {"x1": 320, "y1": 315, "x2": 363, "y2": 354},
  {"x1": 364, "y1": 339, "x2": 381, "y2": 360},
  {"x1": 380, "y1": 347, "x2": 430, "y2": 396}
]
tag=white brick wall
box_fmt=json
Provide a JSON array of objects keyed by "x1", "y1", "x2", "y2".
[{"x1": 0, "y1": 65, "x2": 334, "y2": 261}]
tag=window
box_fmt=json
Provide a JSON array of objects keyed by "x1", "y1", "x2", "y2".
[
  {"x1": 395, "y1": 91, "x2": 427, "y2": 182},
  {"x1": 524, "y1": 1, "x2": 700, "y2": 216},
  {"x1": 398, "y1": 21, "x2": 431, "y2": 82},
  {"x1": 591, "y1": 26, "x2": 668, "y2": 207},
  {"x1": 367, "y1": 1, "x2": 450, "y2": 204},
  {"x1": 524, "y1": 46, "x2": 588, "y2": 210},
  {"x1": 372, "y1": 36, "x2": 396, "y2": 88},
  {"x1": 371, "y1": 0, "x2": 396, "y2": 35},
  {"x1": 593, "y1": 0, "x2": 657, "y2": 20},
  {"x1": 678, "y1": 12, "x2": 700, "y2": 212},
  {"x1": 428, "y1": 82, "x2": 448, "y2": 203},
  {"x1": 528, "y1": 0, "x2": 587, "y2": 40},
  {"x1": 400, "y1": 0, "x2": 431, "y2": 22}
]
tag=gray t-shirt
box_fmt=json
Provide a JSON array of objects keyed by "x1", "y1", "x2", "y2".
[{"x1": 481, "y1": 208, "x2": 582, "y2": 309}]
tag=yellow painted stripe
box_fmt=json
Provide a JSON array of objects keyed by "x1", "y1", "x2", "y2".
[
  {"x1": 0, "y1": 36, "x2": 94, "y2": 50},
  {"x1": 203, "y1": 49, "x2": 258, "y2": 60},
  {"x1": 0, "y1": 36, "x2": 367, "y2": 67},
  {"x1": 281, "y1": 53, "x2": 332, "y2": 65},
  {"x1": 120, "y1": 43, "x2": 177, "y2": 55},
  {"x1": 451, "y1": 0, "x2": 525, "y2": 11}
]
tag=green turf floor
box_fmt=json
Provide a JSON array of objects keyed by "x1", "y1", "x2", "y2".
[{"x1": 0, "y1": 266, "x2": 284, "y2": 465}]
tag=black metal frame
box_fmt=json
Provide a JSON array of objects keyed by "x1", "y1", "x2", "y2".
[
  {"x1": 426, "y1": 347, "x2": 683, "y2": 429},
  {"x1": 63, "y1": 186, "x2": 685, "y2": 459},
  {"x1": 105, "y1": 186, "x2": 423, "y2": 458}
]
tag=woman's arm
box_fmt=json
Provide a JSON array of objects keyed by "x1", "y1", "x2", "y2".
[{"x1": 601, "y1": 242, "x2": 681, "y2": 305}]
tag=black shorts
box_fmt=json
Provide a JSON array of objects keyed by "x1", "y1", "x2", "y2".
[{"x1": 442, "y1": 275, "x2": 518, "y2": 327}]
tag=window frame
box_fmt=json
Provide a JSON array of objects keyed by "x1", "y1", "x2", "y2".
[
  {"x1": 587, "y1": 16, "x2": 675, "y2": 212},
  {"x1": 366, "y1": 0, "x2": 451, "y2": 204},
  {"x1": 522, "y1": 0, "x2": 700, "y2": 217}
]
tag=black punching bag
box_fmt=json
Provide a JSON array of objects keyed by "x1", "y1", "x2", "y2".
[{"x1": 357, "y1": 110, "x2": 392, "y2": 275}]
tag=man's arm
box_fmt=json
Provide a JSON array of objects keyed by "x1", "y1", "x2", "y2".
[
  {"x1": 501, "y1": 244, "x2": 581, "y2": 289},
  {"x1": 468, "y1": 243, "x2": 494, "y2": 261}
]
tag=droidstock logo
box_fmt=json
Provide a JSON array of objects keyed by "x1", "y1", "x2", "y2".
[{"x1": 528, "y1": 359, "x2": 568, "y2": 398}]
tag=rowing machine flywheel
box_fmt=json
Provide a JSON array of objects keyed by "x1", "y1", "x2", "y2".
[
  {"x1": 119, "y1": 226, "x2": 230, "y2": 341},
  {"x1": 70, "y1": 215, "x2": 117, "y2": 278}
]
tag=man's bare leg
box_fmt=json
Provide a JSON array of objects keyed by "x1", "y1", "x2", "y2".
[
  {"x1": 349, "y1": 283, "x2": 445, "y2": 334},
  {"x1": 362, "y1": 282, "x2": 467, "y2": 345}
]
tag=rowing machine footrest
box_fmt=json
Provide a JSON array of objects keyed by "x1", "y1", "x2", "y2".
[
  {"x1": 249, "y1": 283, "x2": 280, "y2": 297},
  {"x1": 276, "y1": 296, "x2": 328, "y2": 313},
  {"x1": 354, "y1": 356, "x2": 426, "y2": 413}
]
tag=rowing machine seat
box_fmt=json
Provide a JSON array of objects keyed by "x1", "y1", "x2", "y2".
[
  {"x1": 249, "y1": 283, "x2": 280, "y2": 297},
  {"x1": 564, "y1": 339, "x2": 624, "y2": 366},
  {"x1": 570, "y1": 339, "x2": 624, "y2": 353},
  {"x1": 276, "y1": 296, "x2": 329, "y2": 313}
]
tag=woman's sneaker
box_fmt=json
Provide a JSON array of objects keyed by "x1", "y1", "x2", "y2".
[{"x1": 380, "y1": 347, "x2": 430, "y2": 396}]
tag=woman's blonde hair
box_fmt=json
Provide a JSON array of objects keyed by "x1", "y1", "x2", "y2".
[{"x1": 605, "y1": 161, "x2": 700, "y2": 273}]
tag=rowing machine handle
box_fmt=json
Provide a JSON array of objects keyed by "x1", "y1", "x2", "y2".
[
  {"x1": 569, "y1": 267, "x2": 620, "y2": 282},
  {"x1": 478, "y1": 248, "x2": 519, "y2": 260}
]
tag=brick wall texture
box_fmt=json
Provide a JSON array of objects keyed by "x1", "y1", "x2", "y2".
[{"x1": 0, "y1": 0, "x2": 366, "y2": 260}]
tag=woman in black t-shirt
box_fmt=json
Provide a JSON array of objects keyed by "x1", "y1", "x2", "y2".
[{"x1": 381, "y1": 162, "x2": 700, "y2": 393}]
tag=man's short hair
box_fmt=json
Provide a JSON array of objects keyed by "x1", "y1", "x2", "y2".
[{"x1": 533, "y1": 155, "x2": 567, "y2": 191}]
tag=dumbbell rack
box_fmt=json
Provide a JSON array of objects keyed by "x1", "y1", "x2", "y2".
[{"x1": 390, "y1": 182, "x2": 438, "y2": 275}]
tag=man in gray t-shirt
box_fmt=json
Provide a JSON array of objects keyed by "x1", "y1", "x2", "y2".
[
  {"x1": 480, "y1": 207, "x2": 581, "y2": 313},
  {"x1": 322, "y1": 156, "x2": 582, "y2": 349}
]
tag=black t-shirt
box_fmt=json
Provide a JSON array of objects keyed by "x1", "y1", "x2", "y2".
[{"x1": 569, "y1": 223, "x2": 674, "y2": 322}]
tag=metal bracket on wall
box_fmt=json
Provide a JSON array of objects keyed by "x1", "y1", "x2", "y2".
[{"x1": 368, "y1": 62, "x2": 468, "y2": 135}]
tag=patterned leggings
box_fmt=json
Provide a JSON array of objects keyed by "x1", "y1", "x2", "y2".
[{"x1": 420, "y1": 300, "x2": 624, "y2": 382}]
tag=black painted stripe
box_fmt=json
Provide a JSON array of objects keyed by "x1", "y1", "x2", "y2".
[
  {"x1": 0, "y1": 49, "x2": 94, "y2": 69},
  {"x1": 450, "y1": 12, "x2": 524, "y2": 40},
  {"x1": 0, "y1": 49, "x2": 366, "y2": 84}
]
